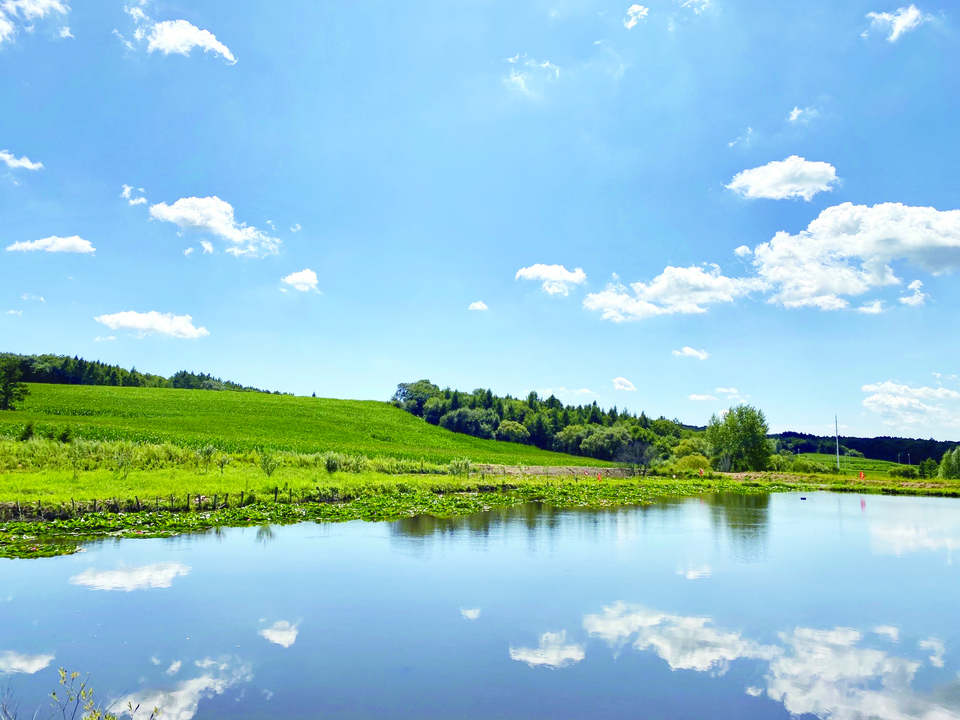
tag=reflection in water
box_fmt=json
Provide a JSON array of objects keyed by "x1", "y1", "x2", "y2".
[
  {"x1": 869, "y1": 507, "x2": 960, "y2": 560},
  {"x1": 259, "y1": 621, "x2": 299, "y2": 648},
  {"x1": 118, "y1": 658, "x2": 252, "y2": 720},
  {"x1": 509, "y1": 631, "x2": 585, "y2": 669},
  {"x1": 583, "y1": 602, "x2": 960, "y2": 720},
  {"x1": 391, "y1": 495, "x2": 772, "y2": 560},
  {"x1": 875, "y1": 625, "x2": 901, "y2": 643},
  {"x1": 703, "y1": 492, "x2": 770, "y2": 559},
  {"x1": 677, "y1": 565, "x2": 712, "y2": 580},
  {"x1": 460, "y1": 608, "x2": 481, "y2": 621},
  {"x1": 255, "y1": 524, "x2": 276, "y2": 546},
  {"x1": 0, "y1": 651, "x2": 55, "y2": 674},
  {"x1": 69, "y1": 563, "x2": 191, "y2": 592}
]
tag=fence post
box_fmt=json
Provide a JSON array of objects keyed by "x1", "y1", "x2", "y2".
[
  {"x1": 274, "y1": 487, "x2": 278, "y2": 503},
  {"x1": 213, "y1": 494, "x2": 218, "y2": 510}
]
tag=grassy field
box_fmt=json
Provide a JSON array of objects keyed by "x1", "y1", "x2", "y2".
[
  {"x1": 0, "y1": 384, "x2": 606, "y2": 466},
  {"x1": 799, "y1": 453, "x2": 905, "y2": 478}
]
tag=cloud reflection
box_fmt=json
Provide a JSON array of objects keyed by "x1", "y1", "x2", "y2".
[
  {"x1": 259, "y1": 621, "x2": 298, "y2": 648},
  {"x1": 509, "y1": 631, "x2": 585, "y2": 669},
  {"x1": 0, "y1": 650, "x2": 55, "y2": 674},
  {"x1": 70, "y1": 563, "x2": 190, "y2": 591},
  {"x1": 118, "y1": 658, "x2": 252, "y2": 720},
  {"x1": 584, "y1": 604, "x2": 960, "y2": 720},
  {"x1": 461, "y1": 608, "x2": 481, "y2": 621}
]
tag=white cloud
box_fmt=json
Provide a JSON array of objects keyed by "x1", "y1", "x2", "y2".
[
  {"x1": 281, "y1": 268, "x2": 319, "y2": 293},
  {"x1": 57, "y1": 24, "x2": 70, "y2": 37},
  {"x1": 584, "y1": 265, "x2": 764, "y2": 322},
  {"x1": 70, "y1": 562, "x2": 191, "y2": 591},
  {"x1": 727, "y1": 156, "x2": 839, "y2": 201},
  {"x1": 461, "y1": 608, "x2": 481, "y2": 621},
  {"x1": 119, "y1": 659, "x2": 252, "y2": 720},
  {"x1": 623, "y1": 4, "x2": 649, "y2": 29},
  {"x1": 468, "y1": 301, "x2": 488, "y2": 311},
  {"x1": 259, "y1": 620, "x2": 298, "y2": 648},
  {"x1": 752, "y1": 202, "x2": 960, "y2": 310},
  {"x1": 676, "y1": 0, "x2": 710, "y2": 14},
  {"x1": 94, "y1": 335, "x2": 116, "y2": 342},
  {"x1": 867, "y1": 5, "x2": 928, "y2": 42},
  {"x1": 6, "y1": 309, "x2": 22, "y2": 316},
  {"x1": 734, "y1": 245, "x2": 752, "y2": 257},
  {"x1": 0, "y1": 0, "x2": 67, "y2": 45},
  {"x1": 857, "y1": 300, "x2": 885, "y2": 314},
  {"x1": 873, "y1": 625, "x2": 900, "y2": 642},
  {"x1": 689, "y1": 394, "x2": 718, "y2": 401},
  {"x1": 0, "y1": 150, "x2": 43, "y2": 170},
  {"x1": 509, "y1": 631, "x2": 585, "y2": 669},
  {"x1": 6, "y1": 235, "x2": 94, "y2": 253},
  {"x1": 919, "y1": 638, "x2": 945, "y2": 668},
  {"x1": 672, "y1": 347, "x2": 709, "y2": 360},
  {"x1": 94, "y1": 311, "x2": 210, "y2": 339},
  {"x1": 290, "y1": 223, "x2": 301, "y2": 233},
  {"x1": 516, "y1": 264, "x2": 587, "y2": 296},
  {"x1": 184, "y1": 247, "x2": 194, "y2": 256},
  {"x1": 147, "y1": 19, "x2": 236, "y2": 63},
  {"x1": 861, "y1": 380, "x2": 960, "y2": 429},
  {"x1": 166, "y1": 660, "x2": 182, "y2": 675},
  {"x1": 677, "y1": 565, "x2": 711, "y2": 580},
  {"x1": 788, "y1": 106, "x2": 819, "y2": 124},
  {"x1": 0, "y1": 650, "x2": 55, "y2": 674},
  {"x1": 149, "y1": 196, "x2": 280, "y2": 257},
  {"x1": 613, "y1": 377, "x2": 637, "y2": 392},
  {"x1": 503, "y1": 56, "x2": 561, "y2": 98},
  {"x1": 900, "y1": 279, "x2": 927, "y2": 306},
  {"x1": 715, "y1": 387, "x2": 740, "y2": 399},
  {"x1": 199, "y1": 240, "x2": 213, "y2": 254},
  {"x1": 728, "y1": 127, "x2": 752, "y2": 148}
]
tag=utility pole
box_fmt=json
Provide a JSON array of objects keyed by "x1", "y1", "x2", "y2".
[{"x1": 835, "y1": 415, "x2": 841, "y2": 471}]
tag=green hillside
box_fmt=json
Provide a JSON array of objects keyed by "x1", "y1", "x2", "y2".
[
  {"x1": 0, "y1": 384, "x2": 607, "y2": 466},
  {"x1": 799, "y1": 453, "x2": 902, "y2": 478}
]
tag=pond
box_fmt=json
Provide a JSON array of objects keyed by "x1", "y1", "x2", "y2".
[{"x1": 2, "y1": 492, "x2": 959, "y2": 720}]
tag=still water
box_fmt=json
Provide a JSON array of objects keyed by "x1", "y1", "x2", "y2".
[{"x1": 2, "y1": 492, "x2": 960, "y2": 720}]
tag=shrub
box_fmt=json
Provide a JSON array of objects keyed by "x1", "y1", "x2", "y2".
[
  {"x1": 260, "y1": 451, "x2": 280, "y2": 478},
  {"x1": 496, "y1": 420, "x2": 530, "y2": 444},
  {"x1": 674, "y1": 453, "x2": 711, "y2": 471},
  {"x1": 448, "y1": 457, "x2": 471, "y2": 475}
]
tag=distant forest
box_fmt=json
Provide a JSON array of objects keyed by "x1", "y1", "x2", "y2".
[
  {"x1": 0, "y1": 353, "x2": 275, "y2": 394},
  {"x1": 771, "y1": 431, "x2": 953, "y2": 465}
]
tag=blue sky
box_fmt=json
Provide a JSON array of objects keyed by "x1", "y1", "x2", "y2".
[{"x1": 2, "y1": 0, "x2": 959, "y2": 439}]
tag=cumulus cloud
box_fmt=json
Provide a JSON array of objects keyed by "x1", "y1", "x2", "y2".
[
  {"x1": 867, "y1": 5, "x2": 928, "y2": 42},
  {"x1": 919, "y1": 638, "x2": 946, "y2": 667},
  {"x1": 509, "y1": 631, "x2": 585, "y2": 669},
  {"x1": 0, "y1": 149, "x2": 43, "y2": 170},
  {"x1": 166, "y1": 660, "x2": 182, "y2": 675},
  {"x1": 147, "y1": 19, "x2": 236, "y2": 63},
  {"x1": 734, "y1": 245, "x2": 752, "y2": 257},
  {"x1": 199, "y1": 240, "x2": 213, "y2": 254},
  {"x1": 672, "y1": 347, "x2": 709, "y2": 360},
  {"x1": 183, "y1": 247, "x2": 194, "y2": 257},
  {"x1": 727, "y1": 156, "x2": 839, "y2": 201},
  {"x1": 0, "y1": 650, "x2": 55, "y2": 674},
  {"x1": 752, "y1": 202, "x2": 960, "y2": 310},
  {"x1": 788, "y1": 106, "x2": 819, "y2": 124},
  {"x1": 281, "y1": 269, "x2": 319, "y2": 293},
  {"x1": 870, "y1": 512, "x2": 960, "y2": 557},
  {"x1": 94, "y1": 311, "x2": 210, "y2": 339},
  {"x1": 6, "y1": 235, "x2": 94, "y2": 253},
  {"x1": 900, "y1": 279, "x2": 927, "y2": 306},
  {"x1": 689, "y1": 394, "x2": 718, "y2": 401},
  {"x1": 861, "y1": 380, "x2": 960, "y2": 430},
  {"x1": 70, "y1": 562, "x2": 191, "y2": 591},
  {"x1": 857, "y1": 299, "x2": 885, "y2": 314},
  {"x1": 0, "y1": 0, "x2": 68, "y2": 45},
  {"x1": 57, "y1": 24, "x2": 70, "y2": 37},
  {"x1": 873, "y1": 625, "x2": 900, "y2": 642},
  {"x1": 613, "y1": 377, "x2": 637, "y2": 391},
  {"x1": 623, "y1": 4, "x2": 649, "y2": 28},
  {"x1": 584, "y1": 265, "x2": 764, "y2": 322},
  {"x1": 259, "y1": 621, "x2": 298, "y2": 648},
  {"x1": 149, "y1": 196, "x2": 280, "y2": 257},
  {"x1": 461, "y1": 608, "x2": 481, "y2": 620},
  {"x1": 468, "y1": 301, "x2": 488, "y2": 311},
  {"x1": 121, "y1": 184, "x2": 148, "y2": 205},
  {"x1": 516, "y1": 264, "x2": 587, "y2": 296}
]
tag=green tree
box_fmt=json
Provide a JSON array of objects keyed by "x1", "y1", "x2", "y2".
[
  {"x1": 0, "y1": 358, "x2": 29, "y2": 410},
  {"x1": 706, "y1": 404, "x2": 772, "y2": 472},
  {"x1": 939, "y1": 447, "x2": 960, "y2": 479},
  {"x1": 495, "y1": 420, "x2": 530, "y2": 444},
  {"x1": 391, "y1": 380, "x2": 441, "y2": 416}
]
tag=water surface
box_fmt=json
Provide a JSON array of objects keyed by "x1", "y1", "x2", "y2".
[{"x1": 2, "y1": 492, "x2": 959, "y2": 719}]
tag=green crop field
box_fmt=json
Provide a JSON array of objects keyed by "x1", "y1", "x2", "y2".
[
  {"x1": 798, "y1": 453, "x2": 905, "y2": 478},
  {"x1": 0, "y1": 384, "x2": 607, "y2": 466}
]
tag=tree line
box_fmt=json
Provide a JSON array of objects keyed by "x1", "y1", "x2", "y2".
[
  {"x1": 772, "y1": 431, "x2": 954, "y2": 465},
  {"x1": 0, "y1": 353, "x2": 274, "y2": 394}
]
